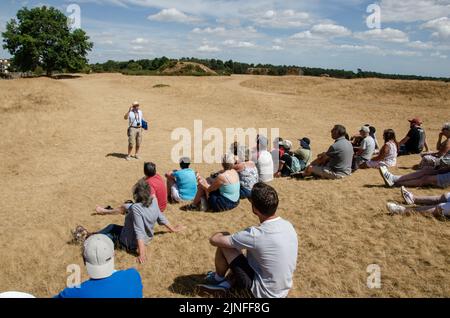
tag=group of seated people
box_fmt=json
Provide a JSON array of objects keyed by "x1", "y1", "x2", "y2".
[{"x1": 5, "y1": 118, "x2": 448, "y2": 299}]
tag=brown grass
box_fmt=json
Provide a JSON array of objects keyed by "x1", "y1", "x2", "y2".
[{"x1": 0, "y1": 74, "x2": 449, "y2": 298}]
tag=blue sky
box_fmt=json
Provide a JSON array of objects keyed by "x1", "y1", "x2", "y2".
[{"x1": 1, "y1": 0, "x2": 450, "y2": 77}]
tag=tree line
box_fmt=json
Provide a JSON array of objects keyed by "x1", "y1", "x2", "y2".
[{"x1": 91, "y1": 57, "x2": 450, "y2": 82}]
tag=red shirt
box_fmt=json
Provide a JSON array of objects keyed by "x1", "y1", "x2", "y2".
[{"x1": 145, "y1": 174, "x2": 167, "y2": 212}]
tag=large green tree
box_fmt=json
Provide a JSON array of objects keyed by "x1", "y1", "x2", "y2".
[{"x1": 2, "y1": 6, "x2": 93, "y2": 76}]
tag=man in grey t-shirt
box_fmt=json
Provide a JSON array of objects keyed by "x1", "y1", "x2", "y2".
[
  {"x1": 353, "y1": 126, "x2": 375, "y2": 170},
  {"x1": 301, "y1": 124, "x2": 353, "y2": 179},
  {"x1": 197, "y1": 182, "x2": 298, "y2": 298}
]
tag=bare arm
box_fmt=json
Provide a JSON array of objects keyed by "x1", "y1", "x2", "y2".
[
  {"x1": 399, "y1": 136, "x2": 409, "y2": 146},
  {"x1": 371, "y1": 144, "x2": 388, "y2": 161},
  {"x1": 436, "y1": 133, "x2": 444, "y2": 151},
  {"x1": 164, "y1": 223, "x2": 186, "y2": 233},
  {"x1": 124, "y1": 107, "x2": 131, "y2": 120},
  {"x1": 136, "y1": 239, "x2": 147, "y2": 264},
  {"x1": 209, "y1": 232, "x2": 234, "y2": 249},
  {"x1": 436, "y1": 139, "x2": 450, "y2": 157}
]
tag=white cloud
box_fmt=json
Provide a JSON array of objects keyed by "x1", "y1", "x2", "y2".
[
  {"x1": 192, "y1": 27, "x2": 226, "y2": 34},
  {"x1": 271, "y1": 45, "x2": 283, "y2": 50},
  {"x1": 310, "y1": 24, "x2": 352, "y2": 37},
  {"x1": 148, "y1": 8, "x2": 201, "y2": 24},
  {"x1": 197, "y1": 44, "x2": 220, "y2": 52},
  {"x1": 131, "y1": 37, "x2": 149, "y2": 44},
  {"x1": 290, "y1": 30, "x2": 313, "y2": 39},
  {"x1": 407, "y1": 41, "x2": 433, "y2": 49},
  {"x1": 422, "y1": 17, "x2": 450, "y2": 40},
  {"x1": 379, "y1": 0, "x2": 450, "y2": 23},
  {"x1": 252, "y1": 9, "x2": 312, "y2": 28},
  {"x1": 431, "y1": 51, "x2": 448, "y2": 58},
  {"x1": 354, "y1": 28, "x2": 409, "y2": 43},
  {"x1": 223, "y1": 40, "x2": 256, "y2": 48}
]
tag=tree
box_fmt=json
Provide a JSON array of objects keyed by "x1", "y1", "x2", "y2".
[{"x1": 2, "y1": 6, "x2": 93, "y2": 76}]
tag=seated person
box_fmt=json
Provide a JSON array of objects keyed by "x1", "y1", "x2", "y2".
[
  {"x1": 197, "y1": 182, "x2": 298, "y2": 298},
  {"x1": 398, "y1": 117, "x2": 429, "y2": 156},
  {"x1": 294, "y1": 137, "x2": 312, "y2": 170},
  {"x1": 301, "y1": 125, "x2": 353, "y2": 179},
  {"x1": 234, "y1": 148, "x2": 259, "y2": 199},
  {"x1": 165, "y1": 157, "x2": 198, "y2": 203},
  {"x1": 386, "y1": 187, "x2": 450, "y2": 219},
  {"x1": 230, "y1": 141, "x2": 246, "y2": 163},
  {"x1": 275, "y1": 140, "x2": 294, "y2": 177},
  {"x1": 144, "y1": 162, "x2": 167, "y2": 212},
  {"x1": 379, "y1": 165, "x2": 450, "y2": 189},
  {"x1": 361, "y1": 129, "x2": 398, "y2": 169},
  {"x1": 254, "y1": 135, "x2": 274, "y2": 182},
  {"x1": 419, "y1": 123, "x2": 450, "y2": 169},
  {"x1": 76, "y1": 179, "x2": 185, "y2": 264},
  {"x1": 352, "y1": 126, "x2": 376, "y2": 170},
  {"x1": 185, "y1": 154, "x2": 240, "y2": 212},
  {"x1": 270, "y1": 137, "x2": 284, "y2": 173},
  {"x1": 55, "y1": 234, "x2": 143, "y2": 298}
]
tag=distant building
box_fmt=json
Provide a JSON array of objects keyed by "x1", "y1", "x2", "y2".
[
  {"x1": 0, "y1": 59, "x2": 11, "y2": 74},
  {"x1": 247, "y1": 67, "x2": 270, "y2": 75}
]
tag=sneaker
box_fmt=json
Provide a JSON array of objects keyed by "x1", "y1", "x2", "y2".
[
  {"x1": 401, "y1": 186, "x2": 415, "y2": 205},
  {"x1": 386, "y1": 202, "x2": 406, "y2": 215},
  {"x1": 379, "y1": 166, "x2": 395, "y2": 187},
  {"x1": 125, "y1": 155, "x2": 132, "y2": 161},
  {"x1": 196, "y1": 284, "x2": 229, "y2": 298},
  {"x1": 204, "y1": 271, "x2": 226, "y2": 285}
]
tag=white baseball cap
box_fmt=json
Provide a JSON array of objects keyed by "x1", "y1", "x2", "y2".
[
  {"x1": 132, "y1": 101, "x2": 140, "y2": 106},
  {"x1": 83, "y1": 234, "x2": 115, "y2": 279},
  {"x1": 360, "y1": 126, "x2": 370, "y2": 133}
]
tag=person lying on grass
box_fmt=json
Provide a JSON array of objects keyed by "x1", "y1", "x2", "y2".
[
  {"x1": 73, "y1": 179, "x2": 185, "y2": 264},
  {"x1": 386, "y1": 187, "x2": 450, "y2": 219},
  {"x1": 379, "y1": 165, "x2": 450, "y2": 189},
  {"x1": 197, "y1": 182, "x2": 298, "y2": 298}
]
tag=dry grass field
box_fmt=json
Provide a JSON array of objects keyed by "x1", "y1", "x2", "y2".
[{"x1": 0, "y1": 73, "x2": 449, "y2": 298}]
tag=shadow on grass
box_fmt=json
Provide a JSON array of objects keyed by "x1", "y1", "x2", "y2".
[
  {"x1": 51, "y1": 74, "x2": 82, "y2": 80},
  {"x1": 169, "y1": 274, "x2": 206, "y2": 296},
  {"x1": 169, "y1": 274, "x2": 253, "y2": 298},
  {"x1": 364, "y1": 184, "x2": 389, "y2": 188},
  {"x1": 106, "y1": 153, "x2": 128, "y2": 160}
]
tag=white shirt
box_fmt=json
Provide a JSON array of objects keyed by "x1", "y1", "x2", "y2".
[
  {"x1": 257, "y1": 151, "x2": 274, "y2": 182},
  {"x1": 128, "y1": 110, "x2": 143, "y2": 127}
]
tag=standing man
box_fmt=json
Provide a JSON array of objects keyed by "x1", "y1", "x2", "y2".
[
  {"x1": 124, "y1": 101, "x2": 144, "y2": 161},
  {"x1": 398, "y1": 117, "x2": 429, "y2": 156}
]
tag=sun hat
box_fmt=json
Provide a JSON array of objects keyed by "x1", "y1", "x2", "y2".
[
  {"x1": 299, "y1": 137, "x2": 311, "y2": 150},
  {"x1": 132, "y1": 101, "x2": 140, "y2": 107},
  {"x1": 360, "y1": 126, "x2": 370, "y2": 134},
  {"x1": 83, "y1": 234, "x2": 115, "y2": 280},
  {"x1": 280, "y1": 140, "x2": 293, "y2": 150},
  {"x1": 179, "y1": 157, "x2": 191, "y2": 164},
  {"x1": 442, "y1": 123, "x2": 450, "y2": 131},
  {"x1": 408, "y1": 117, "x2": 422, "y2": 125},
  {"x1": 223, "y1": 153, "x2": 236, "y2": 165}
]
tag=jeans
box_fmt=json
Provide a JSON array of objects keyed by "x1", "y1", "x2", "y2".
[{"x1": 97, "y1": 224, "x2": 123, "y2": 245}]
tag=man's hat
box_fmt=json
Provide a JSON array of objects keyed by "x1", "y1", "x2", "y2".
[
  {"x1": 179, "y1": 157, "x2": 191, "y2": 164},
  {"x1": 279, "y1": 140, "x2": 293, "y2": 150},
  {"x1": 408, "y1": 117, "x2": 422, "y2": 125},
  {"x1": 132, "y1": 101, "x2": 140, "y2": 107},
  {"x1": 360, "y1": 126, "x2": 370, "y2": 133},
  {"x1": 299, "y1": 137, "x2": 311, "y2": 149},
  {"x1": 83, "y1": 234, "x2": 115, "y2": 279}
]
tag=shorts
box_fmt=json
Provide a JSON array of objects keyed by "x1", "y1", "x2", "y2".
[
  {"x1": 437, "y1": 172, "x2": 450, "y2": 188},
  {"x1": 170, "y1": 184, "x2": 191, "y2": 202},
  {"x1": 208, "y1": 190, "x2": 239, "y2": 212},
  {"x1": 240, "y1": 187, "x2": 252, "y2": 199},
  {"x1": 229, "y1": 254, "x2": 255, "y2": 296},
  {"x1": 311, "y1": 165, "x2": 346, "y2": 180},
  {"x1": 128, "y1": 127, "x2": 142, "y2": 147}
]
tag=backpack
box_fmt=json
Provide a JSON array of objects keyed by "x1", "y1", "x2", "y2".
[{"x1": 289, "y1": 155, "x2": 302, "y2": 174}]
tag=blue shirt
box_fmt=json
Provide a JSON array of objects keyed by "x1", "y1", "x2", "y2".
[
  {"x1": 55, "y1": 268, "x2": 143, "y2": 298},
  {"x1": 173, "y1": 168, "x2": 197, "y2": 200}
]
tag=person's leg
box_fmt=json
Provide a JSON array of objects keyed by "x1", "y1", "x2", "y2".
[
  {"x1": 395, "y1": 175, "x2": 438, "y2": 187},
  {"x1": 135, "y1": 129, "x2": 142, "y2": 158},
  {"x1": 127, "y1": 128, "x2": 136, "y2": 158},
  {"x1": 96, "y1": 224, "x2": 124, "y2": 244},
  {"x1": 302, "y1": 165, "x2": 315, "y2": 176},
  {"x1": 166, "y1": 177, "x2": 176, "y2": 201},
  {"x1": 192, "y1": 184, "x2": 207, "y2": 206},
  {"x1": 396, "y1": 169, "x2": 437, "y2": 183},
  {"x1": 413, "y1": 194, "x2": 448, "y2": 205}
]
